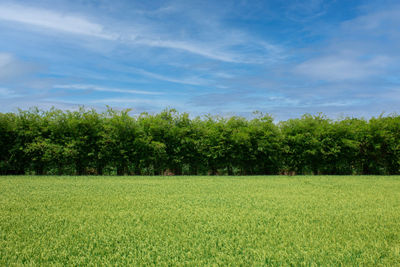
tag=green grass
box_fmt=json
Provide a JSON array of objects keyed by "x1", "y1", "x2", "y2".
[{"x1": 1, "y1": 176, "x2": 400, "y2": 265}]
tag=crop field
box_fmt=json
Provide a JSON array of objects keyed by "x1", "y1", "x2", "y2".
[{"x1": 1, "y1": 176, "x2": 400, "y2": 265}]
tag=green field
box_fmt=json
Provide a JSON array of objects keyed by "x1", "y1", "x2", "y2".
[{"x1": 1, "y1": 176, "x2": 399, "y2": 265}]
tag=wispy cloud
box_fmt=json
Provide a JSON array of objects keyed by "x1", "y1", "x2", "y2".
[
  {"x1": 90, "y1": 97, "x2": 186, "y2": 111},
  {"x1": 2, "y1": 1, "x2": 399, "y2": 120},
  {"x1": 341, "y1": 5, "x2": 400, "y2": 35},
  {"x1": 294, "y1": 55, "x2": 391, "y2": 81},
  {"x1": 54, "y1": 84, "x2": 162, "y2": 95},
  {"x1": 284, "y1": 0, "x2": 330, "y2": 22},
  {"x1": 0, "y1": 3, "x2": 283, "y2": 64},
  {"x1": 131, "y1": 68, "x2": 209, "y2": 86},
  {"x1": 0, "y1": 87, "x2": 21, "y2": 98},
  {"x1": 0, "y1": 53, "x2": 39, "y2": 81},
  {"x1": 0, "y1": 3, "x2": 117, "y2": 39},
  {"x1": 292, "y1": 3, "x2": 400, "y2": 83},
  {"x1": 91, "y1": 98, "x2": 157, "y2": 104},
  {"x1": 135, "y1": 39, "x2": 241, "y2": 63},
  {"x1": 0, "y1": 53, "x2": 13, "y2": 67}
]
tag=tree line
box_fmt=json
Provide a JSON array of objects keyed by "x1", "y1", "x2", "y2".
[{"x1": 1, "y1": 107, "x2": 399, "y2": 175}]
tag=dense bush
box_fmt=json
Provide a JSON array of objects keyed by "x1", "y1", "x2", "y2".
[{"x1": 0, "y1": 107, "x2": 399, "y2": 175}]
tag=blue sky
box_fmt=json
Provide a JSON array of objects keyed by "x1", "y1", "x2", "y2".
[{"x1": 0, "y1": 0, "x2": 399, "y2": 120}]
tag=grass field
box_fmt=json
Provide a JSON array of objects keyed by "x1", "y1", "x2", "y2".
[{"x1": 1, "y1": 176, "x2": 400, "y2": 265}]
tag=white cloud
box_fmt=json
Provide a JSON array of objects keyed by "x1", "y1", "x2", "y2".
[
  {"x1": 0, "y1": 98, "x2": 82, "y2": 113},
  {"x1": 131, "y1": 37, "x2": 283, "y2": 64},
  {"x1": 284, "y1": 0, "x2": 330, "y2": 22},
  {"x1": 0, "y1": 3, "x2": 283, "y2": 64},
  {"x1": 0, "y1": 53, "x2": 13, "y2": 67},
  {"x1": 131, "y1": 68, "x2": 209, "y2": 86},
  {"x1": 0, "y1": 87, "x2": 21, "y2": 98},
  {"x1": 341, "y1": 6, "x2": 400, "y2": 33},
  {"x1": 91, "y1": 98, "x2": 156, "y2": 104},
  {"x1": 0, "y1": 53, "x2": 39, "y2": 81},
  {"x1": 294, "y1": 55, "x2": 390, "y2": 81},
  {"x1": 136, "y1": 39, "x2": 240, "y2": 63},
  {"x1": 90, "y1": 97, "x2": 185, "y2": 110},
  {"x1": 317, "y1": 100, "x2": 361, "y2": 107},
  {"x1": 0, "y1": 4, "x2": 231, "y2": 62},
  {"x1": 54, "y1": 84, "x2": 162, "y2": 95},
  {"x1": 0, "y1": 4, "x2": 117, "y2": 40}
]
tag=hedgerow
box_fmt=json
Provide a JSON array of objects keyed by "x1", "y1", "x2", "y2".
[{"x1": 1, "y1": 108, "x2": 399, "y2": 175}]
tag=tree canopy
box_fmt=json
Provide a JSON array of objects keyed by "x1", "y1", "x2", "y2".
[{"x1": 1, "y1": 108, "x2": 399, "y2": 175}]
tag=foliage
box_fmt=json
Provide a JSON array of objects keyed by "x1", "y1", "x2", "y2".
[{"x1": 0, "y1": 108, "x2": 400, "y2": 175}]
